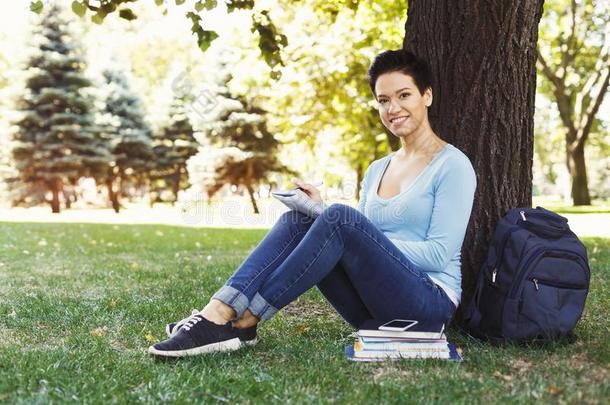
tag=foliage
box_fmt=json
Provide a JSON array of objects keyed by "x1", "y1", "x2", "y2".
[
  {"x1": 10, "y1": 4, "x2": 113, "y2": 213},
  {"x1": 259, "y1": 0, "x2": 406, "y2": 192},
  {"x1": 536, "y1": 0, "x2": 610, "y2": 203},
  {"x1": 0, "y1": 222, "x2": 608, "y2": 402},
  {"x1": 31, "y1": 0, "x2": 286, "y2": 74},
  {"x1": 149, "y1": 92, "x2": 200, "y2": 203},
  {"x1": 98, "y1": 68, "x2": 153, "y2": 189},
  {"x1": 197, "y1": 63, "x2": 294, "y2": 213}
]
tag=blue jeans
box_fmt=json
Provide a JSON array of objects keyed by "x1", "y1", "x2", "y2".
[{"x1": 212, "y1": 204, "x2": 456, "y2": 328}]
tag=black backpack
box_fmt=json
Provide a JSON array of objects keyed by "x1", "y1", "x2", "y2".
[{"x1": 464, "y1": 206, "x2": 590, "y2": 343}]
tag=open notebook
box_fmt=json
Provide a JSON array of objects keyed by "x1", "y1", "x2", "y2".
[{"x1": 271, "y1": 188, "x2": 324, "y2": 219}]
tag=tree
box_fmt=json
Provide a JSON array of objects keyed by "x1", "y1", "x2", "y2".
[
  {"x1": 537, "y1": 0, "x2": 610, "y2": 205},
  {"x1": 11, "y1": 4, "x2": 112, "y2": 213},
  {"x1": 98, "y1": 68, "x2": 153, "y2": 212},
  {"x1": 150, "y1": 93, "x2": 199, "y2": 204},
  {"x1": 31, "y1": 0, "x2": 287, "y2": 74},
  {"x1": 403, "y1": 0, "x2": 545, "y2": 311},
  {"x1": 262, "y1": 0, "x2": 406, "y2": 199},
  {"x1": 199, "y1": 69, "x2": 294, "y2": 213}
]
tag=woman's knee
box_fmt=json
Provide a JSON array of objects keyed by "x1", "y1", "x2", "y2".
[
  {"x1": 321, "y1": 203, "x2": 363, "y2": 225},
  {"x1": 278, "y1": 209, "x2": 314, "y2": 229}
]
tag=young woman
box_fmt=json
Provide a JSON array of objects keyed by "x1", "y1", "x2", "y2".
[{"x1": 149, "y1": 49, "x2": 477, "y2": 357}]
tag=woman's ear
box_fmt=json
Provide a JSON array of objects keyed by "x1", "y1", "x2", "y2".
[{"x1": 424, "y1": 88, "x2": 433, "y2": 107}]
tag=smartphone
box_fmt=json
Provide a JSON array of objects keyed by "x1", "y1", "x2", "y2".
[{"x1": 378, "y1": 319, "x2": 418, "y2": 331}]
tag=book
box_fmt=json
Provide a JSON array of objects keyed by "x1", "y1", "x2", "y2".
[
  {"x1": 357, "y1": 319, "x2": 446, "y2": 340},
  {"x1": 271, "y1": 188, "x2": 323, "y2": 218},
  {"x1": 354, "y1": 339, "x2": 450, "y2": 353},
  {"x1": 345, "y1": 343, "x2": 463, "y2": 362}
]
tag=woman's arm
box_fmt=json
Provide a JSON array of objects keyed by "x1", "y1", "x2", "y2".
[{"x1": 390, "y1": 155, "x2": 477, "y2": 273}]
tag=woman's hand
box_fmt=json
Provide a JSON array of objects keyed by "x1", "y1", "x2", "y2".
[{"x1": 291, "y1": 177, "x2": 323, "y2": 205}]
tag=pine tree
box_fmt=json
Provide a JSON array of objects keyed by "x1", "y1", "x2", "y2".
[
  {"x1": 150, "y1": 93, "x2": 199, "y2": 204},
  {"x1": 200, "y1": 72, "x2": 293, "y2": 213},
  {"x1": 11, "y1": 4, "x2": 112, "y2": 213},
  {"x1": 98, "y1": 68, "x2": 153, "y2": 212}
]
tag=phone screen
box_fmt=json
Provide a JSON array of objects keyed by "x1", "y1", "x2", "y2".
[{"x1": 380, "y1": 320, "x2": 418, "y2": 329}]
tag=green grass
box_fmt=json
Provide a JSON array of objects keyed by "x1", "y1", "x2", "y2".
[
  {"x1": 532, "y1": 197, "x2": 610, "y2": 214},
  {"x1": 0, "y1": 222, "x2": 608, "y2": 404}
]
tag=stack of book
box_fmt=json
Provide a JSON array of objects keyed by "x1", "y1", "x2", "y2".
[{"x1": 345, "y1": 320, "x2": 462, "y2": 362}]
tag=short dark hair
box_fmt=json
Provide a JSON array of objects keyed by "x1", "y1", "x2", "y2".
[{"x1": 367, "y1": 49, "x2": 433, "y2": 97}]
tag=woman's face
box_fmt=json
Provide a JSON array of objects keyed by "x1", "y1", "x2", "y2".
[{"x1": 374, "y1": 71, "x2": 432, "y2": 139}]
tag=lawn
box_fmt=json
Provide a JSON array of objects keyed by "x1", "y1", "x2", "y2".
[{"x1": 0, "y1": 222, "x2": 608, "y2": 404}]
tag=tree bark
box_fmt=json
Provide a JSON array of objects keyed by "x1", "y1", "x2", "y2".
[
  {"x1": 567, "y1": 143, "x2": 591, "y2": 205},
  {"x1": 172, "y1": 168, "x2": 181, "y2": 205},
  {"x1": 403, "y1": 0, "x2": 544, "y2": 318},
  {"x1": 245, "y1": 160, "x2": 259, "y2": 214},
  {"x1": 50, "y1": 179, "x2": 61, "y2": 214},
  {"x1": 106, "y1": 177, "x2": 120, "y2": 213}
]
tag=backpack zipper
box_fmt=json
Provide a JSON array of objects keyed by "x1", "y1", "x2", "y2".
[
  {"x1": 531, "y1": 277, "x2": 586, "y2": 291},
  {"x1": 509, "y1": 248, "x2": 589, "y2": 299}
]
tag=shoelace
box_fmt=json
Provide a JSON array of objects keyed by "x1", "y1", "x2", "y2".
[{"x1": 182, "y1": 315, "x2": 203, "y2": 331}]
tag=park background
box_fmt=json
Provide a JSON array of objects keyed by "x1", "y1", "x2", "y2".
[{"x1": 0, "y1": 0, "x2": 608, "y2": 403}]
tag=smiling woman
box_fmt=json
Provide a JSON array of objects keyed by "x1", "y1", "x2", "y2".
[{"x1": 148, "y1": 49, "x2": 477, "y2": 359}]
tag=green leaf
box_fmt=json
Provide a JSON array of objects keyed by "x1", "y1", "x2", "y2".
[
  {"x1": 119, "y1": 9, "x2": 137, "y2": 21},
  {"x1": 175, "y1": 0, "x2": 186, "y2": 5},
  {"x1": 204, "y1": 0, "x2": 218, "y2": 10},
  {"x1": 155, "y1": 0, "x2": 164, "y2": 5},
  {"x1": 197, "y1": 30, "x2": 219, "y2": 52},
  {"x1": 91, "y1": 12, "x2": 105, "y2": 24},
  {"x1": 30, "y1": 1, "x2": 44, "y2": 14},
  {"x1": 71, "y1": 1, "x2": 87, "y2": 17}
]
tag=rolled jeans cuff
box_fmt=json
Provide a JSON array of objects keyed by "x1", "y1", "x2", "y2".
[
  {"x1": 211, "y1": 285, "x2": 250, "y2": 320},
  {"x1": 249, "y1": 292, "x2": 279, "y2": 321}
]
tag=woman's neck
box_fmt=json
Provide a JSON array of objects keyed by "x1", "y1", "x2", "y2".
[{"x1": 398, "y1": 124, "x2": 445, "y2": 158}]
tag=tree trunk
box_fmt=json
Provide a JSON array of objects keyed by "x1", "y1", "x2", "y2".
[
  {"x1": 106, "y1": 177, "x2": 120, "y2": 213},
  {"x1": 50, "y1": 180, "x2": 61, "y2": 214},
  {"x1": 172, "y1": 169, "x2": 181, "y2": 205},
  {"x1": 245, "y1": 160, "x2": 259, "y2": 214},
  {"x1": 403, "y1": 0, "x2": 544, "y2": 318},
  {"x1": 567, "y1": 143, "x2": 591, "y2": 205},
  {"x1": 63, "y1": 190, "x2": 71, "y2": 209}
]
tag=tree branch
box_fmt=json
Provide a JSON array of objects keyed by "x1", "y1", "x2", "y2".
[
  {"x1": 537, "y1": 51, "x2": 576, "y2": 134},
  {"x1": 577, "y1": 67, "x2": 610, "y2": 149},
  {"x1": 575, "y1": 22, "x2": 610, "y2": 148}
]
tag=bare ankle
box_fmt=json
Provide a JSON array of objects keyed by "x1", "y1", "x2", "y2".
[
  {"x1": 232, "y1": 309, "x2": 259, "y2": 329},
  {"x1": 201, "y1": 299, "x2": 236, "y2": 325}
]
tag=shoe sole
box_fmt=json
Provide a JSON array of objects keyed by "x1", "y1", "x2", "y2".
[{"x1": 148, "y1": 337, "x2": 241, "y2": 358}]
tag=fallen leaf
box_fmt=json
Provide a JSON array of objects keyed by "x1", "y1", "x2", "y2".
[
  {"x1": 547, "y1": 385, "x2": 563, "y2": 395},
  {"x1": 38, "y1": 240, "x2": 47, "y2": 246},
  {"x1": 295, "y1": 324, "x2": 310, "y2": 335},
  {"x1": 90, "y1": 327, "x2": 108, "y2": 337},
  {"x1": 144, "y1": 333, "x2": 156, "y2": 343},
  {"x1": 107, "y1": 300, "x2": 117, "y2": 309},
  {"x1": 492, "y1": 371, "x2": 513, "y2": 382},
  {"x1": 155, "y1": 230, "x2": 164, "y2": 237}
]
